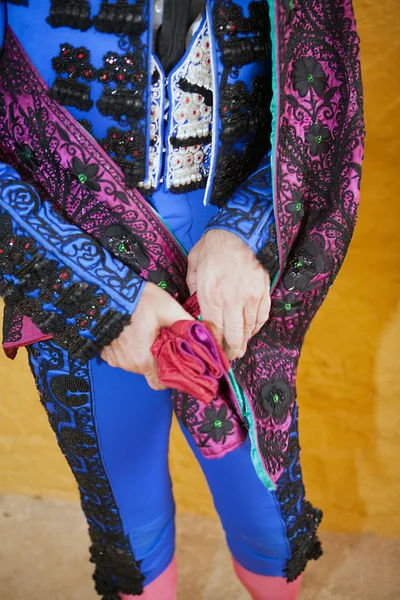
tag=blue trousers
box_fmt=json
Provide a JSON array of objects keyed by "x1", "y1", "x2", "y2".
[{"x1": 27, "y1": 188, "x2": 291, "y2": 589}]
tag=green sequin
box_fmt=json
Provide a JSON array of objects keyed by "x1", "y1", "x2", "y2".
[
  {"x1": 289, "y1": 0, "x2": 294, "y2": 8},
  {"x1": 78, "y1": 174, "x2": 88, "y2": 184},
  {"x1": 315, "y1": 135, "x2": 322, "y2": 144},
  {"x1": 296, "y1": 202, "x2": 302, "y2": 211},
  {"x1": 118, "y1": 243, "x2": 126, "y2": 253},
  {"x1": 214, "y1": 420, "x2": 223, "y2": 428},
  {"x1": 158, "y1": 280, "x2": 167, "y2": 290},
  {"x1": 295, "y1": 260, "x2": 303, "y2": 268},
  {"x1": 284, "y1": 303, "x2": 292, "y2": 311},
  {"x1": 273, "y1": 393, "x2": 280, "y2": 404},
  {"x1": 307, "y1": 73, "x2": 314, "y2": 83}
]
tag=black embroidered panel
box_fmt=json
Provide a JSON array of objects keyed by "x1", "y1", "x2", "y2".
[
  {"x1": 210, "y1": 0, "x2": 272, "y2": 207},
  {"x1": 27, "y1": 340, "x2": 145, "y2": 598},
  {"x1": 274, "y1": 403, "x2": 323, "y2": 582}
]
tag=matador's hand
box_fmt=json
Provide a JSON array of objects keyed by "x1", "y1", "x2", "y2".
[
  {"x1": 101, "y1": 282, "x2": 194, "y2": 390},
  {"x1": 187, "y1": 229, "x2": 271, "y2": 361}
]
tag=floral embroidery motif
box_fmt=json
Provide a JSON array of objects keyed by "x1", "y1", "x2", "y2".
[
  {"x1": 286, "y1": 189, "x2": 304, "y2": 225},
  {"x1": 291, "y1": 57, "x2": 327, "y2": 98},
  {"x1": 71, "y1": 157, "x2": 101, "y2": 192},
  {"x1": 198, "y1": 405, "x2": 235, "y2": 444},
  {"x1": 99, "y1": 126, "x2": 146, "y2": 188},
  {"x1": 213, "y1": 0, "x2": 271, "y2": 67},
  {"x1": 305, "y1": 121, "x2": 332, "y2": 156},
  {"x1": 260, "y1": 379, "x2": 291, "y2": 424},
  {"x1": 50, "y1": 43, "x2": 96, "y2": 111},
  {"x1": 166, "y1": 17, "x2": 213, "y2": 193}
]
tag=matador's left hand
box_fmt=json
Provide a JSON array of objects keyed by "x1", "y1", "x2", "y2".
[{"x1": 187, "y1": 229, "x2": 271, "y2": 361}]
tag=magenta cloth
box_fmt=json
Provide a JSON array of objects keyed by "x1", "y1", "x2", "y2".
[{"x1": 151, "y1": 319, "x2": 230, "y2": 405}]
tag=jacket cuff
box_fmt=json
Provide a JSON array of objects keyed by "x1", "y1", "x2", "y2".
[
  {"x1": 0, "y1": 176, "x2": 145, "y2": 360},
  {"x1": 203, "y1": 155, "x2": 279, "y2": 279}
]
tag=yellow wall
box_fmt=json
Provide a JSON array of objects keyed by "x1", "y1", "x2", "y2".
[{"x1": 0, "y1": 0, "x2": 399, "y2": 536}]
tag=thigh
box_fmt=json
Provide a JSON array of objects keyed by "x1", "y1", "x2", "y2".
[
  {"x1": 27, "y1": 340, "x2": 175, "y2": 595},
  {"x1": 180, "y1": 426, "x2": 291, "y2": 577}
]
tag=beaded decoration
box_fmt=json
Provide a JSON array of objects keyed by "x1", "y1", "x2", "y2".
[
  {"x1": 166, "y1": 16, "x2": 213, "y2": 193},
  {"x1": 139, "y1": 57, "x2": 165, "y2": 192},
  {"x1": 47, "y1": 0, "x2": 92, "y2": 31},
  {"x1": 49, "y1": 43, "x2": 96, "y2": 111}
]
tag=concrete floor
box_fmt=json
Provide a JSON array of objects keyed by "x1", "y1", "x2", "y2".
[{"x1": 0, "y1": 494, "x2": 399, "y2": 600}]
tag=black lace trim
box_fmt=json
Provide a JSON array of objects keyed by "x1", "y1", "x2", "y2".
[
  {"x1": 50, "y1": 43, "x2": 96, "y2": 112},
  {"x1": 0, "y1": 211, "x2": 128, "y2": 361},
  {"x1": 178, "y1": 78, "x2": 213, "y2": 107},
  {"x1": 27, "y1": 340, "x2": 145, "y2": 598},
  {"x1": 93, "y1": 0, "x2": 146, "y2": 36},
  {"x1": 47, "y1": 0, "x2": 92, "y2": 31}
]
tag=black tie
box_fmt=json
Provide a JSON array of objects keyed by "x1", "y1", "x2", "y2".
[{"x1": 156, "y1": 0, "x2": 205, "y2": 74}]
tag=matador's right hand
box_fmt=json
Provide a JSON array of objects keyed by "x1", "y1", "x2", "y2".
[{"x1": 100, "y1": 282, "x2": 194, "y2": 390}]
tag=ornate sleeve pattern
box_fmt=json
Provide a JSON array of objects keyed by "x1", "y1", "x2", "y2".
[
  {"x1": 0, "y1": 166, "x2": 145, "y2": 361},
  {"x1": 203, "y1": 155, "x2": 279, "y2": 279}
]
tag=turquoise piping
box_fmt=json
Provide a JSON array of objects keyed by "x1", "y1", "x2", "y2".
[{"x1": 267, "y1": 0, "x2": 282, "y2": 292}]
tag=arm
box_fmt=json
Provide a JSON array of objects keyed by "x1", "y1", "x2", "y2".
[
  {"x1": 0, "y1": 164, "x2": 145, "y2": 361},
  {"x1": 187, "y1": 155, "x2": 278, "y2": 361}
]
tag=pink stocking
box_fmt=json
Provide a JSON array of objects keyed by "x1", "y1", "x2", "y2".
[
  {"x1": 233, "y1": 560, "x2": 302, "y2": 600},
  {"x1": 119, "y1": 557, "x2": 178, "y2": 600}
]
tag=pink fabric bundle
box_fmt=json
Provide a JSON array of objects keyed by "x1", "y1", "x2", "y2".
[{"x1": 151, "y1": 294, "x2": 230, "y2": 404}]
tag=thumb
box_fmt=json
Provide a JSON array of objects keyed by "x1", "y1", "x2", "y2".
[{"x1": 187, "y1": 239, "x2": 203, "y2": 295}]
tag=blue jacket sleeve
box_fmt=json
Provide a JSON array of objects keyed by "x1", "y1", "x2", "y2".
[
  {"x1": 0, "y1": 164, "x2": 145, "y2": 360},
  {"x1": 204, "y1": 154, "x2": 279, "y2": 279}
]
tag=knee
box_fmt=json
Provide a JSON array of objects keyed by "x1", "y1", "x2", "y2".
[{"x1": 225, "y1": 517, "x2": 291, "y2": 577}]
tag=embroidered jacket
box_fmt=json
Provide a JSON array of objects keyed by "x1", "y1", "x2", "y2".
[
  {"x1": 0, "y1": 0, "x2": 365, "y2": 592},
  {"x1": 0, "y1": 0, "x2": 277, "y2": 355}
]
